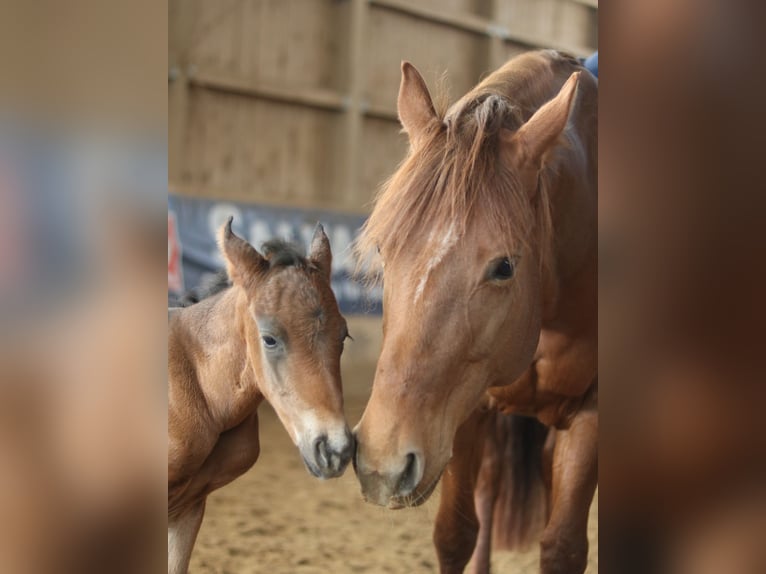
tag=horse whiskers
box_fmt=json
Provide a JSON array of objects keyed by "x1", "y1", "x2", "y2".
[{"x1": 403, "y1": 471, "x2": 444, "y2": 509}]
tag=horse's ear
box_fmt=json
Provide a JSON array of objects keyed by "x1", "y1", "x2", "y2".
[
  {"x1": 509, "y1": 71, "x2": 580, "y2": 176},
  {"x1": 218, "y1": 217, "x2": 266, "y2": 287},
  {"x1": 309, "y1": 223, "x2": 332, "y2": 282},
  {"x1": 398, "y1": 61, "x2": 437, "y2": 145}
]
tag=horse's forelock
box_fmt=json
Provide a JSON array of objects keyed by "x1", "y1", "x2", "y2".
[{"x1": 356, "y1": 87, "x2": 541, "y2": 285}]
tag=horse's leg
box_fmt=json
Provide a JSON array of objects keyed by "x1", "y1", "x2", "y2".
[
  {"x1": 542, "y1": 427, "x2": 557, "y2": 508},
  {"x1": 470, "y1": 429, "x2": 500, "y2": 574},
  {"x1": 539, "y1": 391, "x2": 597, "y2": 574},
  {"x1": 433, "y1": 408, "x2": 489, "y2": 574},
  {"x1": 168, "y1": 498, "x2": 206, "y2": 574}
]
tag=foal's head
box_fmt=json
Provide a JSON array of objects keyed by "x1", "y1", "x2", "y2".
[
  {"x1": 353, "y1": 53, "x2": 584, "y2": 506},
  {"x1": 219, "y1": 218, "x2": 353, "y2": 479}
]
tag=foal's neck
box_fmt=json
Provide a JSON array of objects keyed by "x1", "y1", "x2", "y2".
[{"x1": 186, "y1": 287, "x2": 263, "y2": 431}]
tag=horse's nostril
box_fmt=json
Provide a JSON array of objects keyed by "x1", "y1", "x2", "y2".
[{"x1": 397, "y1": 452, "x2": 420, "y2": 496}]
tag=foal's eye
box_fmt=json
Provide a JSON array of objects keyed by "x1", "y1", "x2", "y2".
[
  {"x1": 489, "y1": 257, "x2": 516, "y2": 281},
  {"x1": 261, "y1": 335, "x2": 278, "y2": 349}
]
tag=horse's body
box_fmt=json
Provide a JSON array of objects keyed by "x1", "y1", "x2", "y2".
[
  {"x1": 353, "y1": 50, "x2": 597, "y2": 573},
  {"x1": 168, "y1": 221, "x2": 354, "y2": 574}
]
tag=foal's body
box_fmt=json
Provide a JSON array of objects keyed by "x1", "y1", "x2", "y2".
[
  {"x1": 353, "y1": 50, "x2": 597, "y2": 574},
  {"x1": 168, "y1": 289, "x2": 264, "y2": 572},
  {"x1": 168, "y1": 223, "x2": 353, "y2": 574}
]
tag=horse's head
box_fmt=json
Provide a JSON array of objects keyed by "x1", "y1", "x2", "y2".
[
  {"x1": 219, "y1": 218, "x2": 353, "y2": 479},
  {"x1": 353, "y1": 58, "x2": 581, "y2": 506}
]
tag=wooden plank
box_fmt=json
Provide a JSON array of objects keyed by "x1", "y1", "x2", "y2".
[
  {"x1": 169, "y1": 0, "x2": 200, "y2": 187},
  {"x1": 371, "y1": 0, "x2": 490, "y2": 36},
  {"x1": 182, "y1": 89, "x2": 343, "y2": 207},
  {"x1": 360, "y1": 116, "x2": 409, "y2": 209},
  {"x1": 173, "y1": 0, "x2": 598, "y2": 211},
  {"x1": 190, "y1": 0, "x2": 241, "y2": 74},
  {"x1": 556, "y1": 1, "x2": 598, "y2": 51},
  {"x1": 363, "y1": 103, "x2": 398, "y2": 123},
  {"x1": 340, "y1": 0, "x2": 368, "y2": 206},
  {"x1": 364, "y1": 7, "x2": 485, "y2": 112},
  {"x1": 486, "y1": 0, "x2": 506, "y2": 70},
  {"x1": 190, "y1": 69, "x2": 346, "y2": 112},
  {"x1": 369, "y1": 0, "x2": 593, "y2": 57}
]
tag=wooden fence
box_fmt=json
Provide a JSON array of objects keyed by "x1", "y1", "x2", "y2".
[{"x1": 169, "y1": 0, "x2": 597, "y2": 213}]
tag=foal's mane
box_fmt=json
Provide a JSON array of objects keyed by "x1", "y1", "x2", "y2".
[
  {"x1": 355, "y1": 51, "x2": 578, "y2": 284},
  {"x1": 261, "y1": 239, "x2": 308, "y2": 269},
  {"x1": 171, "y1": 269, "x2": 231, "y2": 308},
  {"x1": 170, "y1": 239, "x2": 312, "y2": 308}
]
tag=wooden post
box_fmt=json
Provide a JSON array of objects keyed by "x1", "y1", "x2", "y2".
[
  {"x1": 168, "y1": 0, "x2": 199, "y2": 190},
  {"x1": 340, "y1": 0, "x2": 369, "y2": 210}
]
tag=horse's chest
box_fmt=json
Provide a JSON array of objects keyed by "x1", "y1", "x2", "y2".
[{"x1": 490, "y1": 332, "x2": 597, "y2": 428}]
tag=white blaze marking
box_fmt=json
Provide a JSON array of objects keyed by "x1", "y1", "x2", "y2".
[{"x1": 414, "y1": 223, "x2": 458, "y2": 304}]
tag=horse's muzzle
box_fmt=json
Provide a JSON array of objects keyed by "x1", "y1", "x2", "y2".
[{"x1": 353, "y1": 444, "x2": 425, "y2": 507}]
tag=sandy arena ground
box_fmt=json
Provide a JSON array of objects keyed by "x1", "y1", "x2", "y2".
[{"x1": 190, "y1": 323, "x2": 597, "y2": 574}]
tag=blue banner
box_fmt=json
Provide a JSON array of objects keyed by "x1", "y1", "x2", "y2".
[{"x1": 168, "y1": 195, "x2": 381, "y2": 315}]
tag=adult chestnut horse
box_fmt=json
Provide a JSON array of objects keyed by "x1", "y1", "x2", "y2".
[
  {"x1": 354, "y1": 50, "x2": 597, "y2": 573},
  {"x1": 168, "y1": 219, "x2": 354, "y2": 574}
]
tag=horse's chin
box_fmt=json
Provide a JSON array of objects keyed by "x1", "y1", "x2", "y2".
[{"x1": 386, "y1": 470, "x2": 443, "y2": 510}]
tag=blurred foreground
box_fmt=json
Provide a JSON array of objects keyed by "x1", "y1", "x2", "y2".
[{"x1": 0, "y1": 1, "x2": 765, "y2": 573}]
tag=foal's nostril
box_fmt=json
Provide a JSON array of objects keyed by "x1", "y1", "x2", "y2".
[
  {"x1": 313, "y1": 435, "x2": 330, "y2": 468},
  {"x1": 397, "y1": 452, "x2": 420, "y2": 496}
]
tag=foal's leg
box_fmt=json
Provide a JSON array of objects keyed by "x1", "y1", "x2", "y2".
[
  {"x1": 167, "y1": 414, "x2": 261, "y2": 574},
  {"x1": 539, "y1": 392, "x2": 598, "y2": 574},
  {"x1": 168, "y1": 499, "x2": 206, "y2": 574},
  {"x1": 434, "y1": 409, "x2": 489, "y2": 574}
]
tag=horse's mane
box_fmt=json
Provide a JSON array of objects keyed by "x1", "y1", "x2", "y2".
[{"x1": 355, "y1": 50, "x2": 578, "y2": 284}]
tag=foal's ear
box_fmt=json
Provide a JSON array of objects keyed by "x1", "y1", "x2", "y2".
[
  {"x1": 218, "y1": 217, "x2": 266, "y2": 287},
  {"x1": 506, "y1": 71, "x2": 580, "y2": 177},
  {"x1": 398, "y1": 61, "x2": 437, "y2": 146},
  {"x1": 309, "y1": 223, "x2": 332, "y2": 282}
]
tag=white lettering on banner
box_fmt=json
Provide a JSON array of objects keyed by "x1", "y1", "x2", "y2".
[
  {"x1": 275, "y1": 220, "x2": 293, "y2": 242},
  {"x1": 249, "y1": 219, "x2": 271, "y2": 252},
  {"x1": 300, "y1": 222, "x2": 315, "y2": 249},
  {"x1": 169, "y1": 195, "x2": 382, "y2": 313}
]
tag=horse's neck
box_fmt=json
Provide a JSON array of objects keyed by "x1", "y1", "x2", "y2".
[
  {"x1": 178, "y1": 288, "x2": 263, "y2": 431},
  {"x1": 542, "y1": 85, "x2": 598, "y2": 328}
]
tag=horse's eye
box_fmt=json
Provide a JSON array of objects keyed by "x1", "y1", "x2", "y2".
[
  {"x1": 262, "y1": 335, "x2": 278, "y2": 349},
  {"x1": 490, "y1": 257, "x2": 515, "y2": 281}
]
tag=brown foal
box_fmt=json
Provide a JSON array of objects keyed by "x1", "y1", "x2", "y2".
[{"x1": 168, "y1": 220, "x2": 353, "y2": 574}]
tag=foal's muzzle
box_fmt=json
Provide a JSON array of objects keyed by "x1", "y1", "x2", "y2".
[{"x1": 302, "y1": 427, "x2": 355, "y2": 479}]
